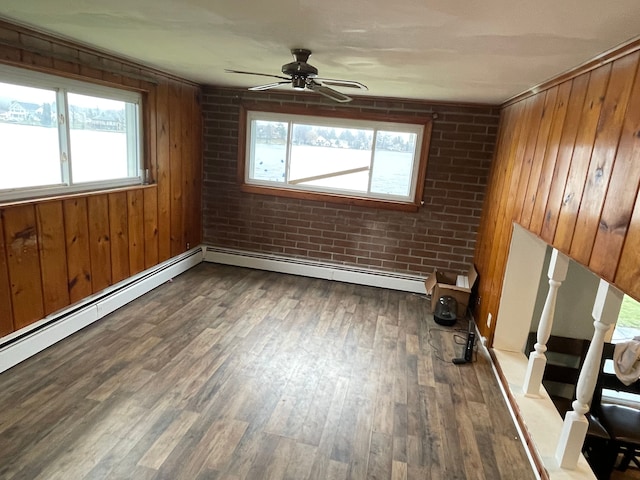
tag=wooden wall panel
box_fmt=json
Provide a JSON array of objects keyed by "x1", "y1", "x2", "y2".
[
  {"x1": 52, "y1": 43, "x2": 80, "y2": 75},
  {"x1": 156, "y1": 81, "x2": 172, "y2": 263},
  {"x1": 539, "y1": 74, "x2": 589, "y2": 244},
  {"x1": 20, "y1": 33, "x2": 54, "y2": 71},
  {"x1": 78, "y1": 50, "x2": 103, "y2": 82},
  {"x1": 109, "y1": 192, "x2": 130, "y2": 284},
  {"x1": 3, "y1": 205, "x2": 45, "y2": 329},
  {"x1": 500, "y1": 99, "x2": 535, "y2": 222},
  {"x1": 0, "y1": 20, "x2": 202, "y2": 340},
  {"x1": 182, "y1": 85, "x2": 194, "y2": 250},
  {"x1": 36, "y1": 201, "x2": 70, "y2": 315},
  {"x1": 127, "y1": 189, "x2": 145, "y2": 276},
  {"x1": 616, "y1": 195, "x2": 640, "y2": 291},
  {"x1": 0, "y1": 28, "x2": 20, "y2": 63},
  {"x1": 512, "y1": 94, "x2": 546, "y2": 226},
  {"x1": 475, "y1": 45, "x2": 640, "y2": 342},
  {"x1": 590, "y1": 61, "x2": 640, "y2": 280},
  {"x1": 143, "y1": 186, "x2": 159, "y2": 269},
  {"x1": 529, "y1": 82, "x2": 572, "y2": 234},
  {"x1": 481, "y1": 99, "x2": 531, "y2": 342},
  {"x1": 87, "y1": 195, "x2": 112, "y2": 293},
  {"x1": 474, "y1": 105, "x2": 519, "y2": 326},
  {"x1": 192, "y1": 90, "x2": 203, "y2": 245},
  {"x1": 553, "y1": 64, "x2": 611, "y2": 252},
  {"x1": 63, "y1": 198, "x2": 93, "y2": 303},
  {"x1": 0, "y1": 217, "x2": 13, "y2": 336},
  {"x1": 570, "y1": 53, "x2": 640, "y2": 266},
  {"x1": 146, "y1": 88, "x2": 158, "y2": 184},
  {"x1": 519, "y1": 87, "x2": 558, "y2": 228},
  {"x1": 169, "y1": 81, "x2": 184, "y2": 257},
  {"x1": 474, "y1": 109, "x2": 509, "y2": 274}
]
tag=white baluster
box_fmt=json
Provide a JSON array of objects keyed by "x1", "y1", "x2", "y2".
[
  {"x1": 555, "y1": 279, "x2": 623, "y2": 469},
  {"x1": 523, "y1": 249, "x2": 569, "y2": 396}
]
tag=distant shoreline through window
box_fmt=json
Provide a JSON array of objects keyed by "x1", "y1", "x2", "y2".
[
  {"x1": 238, "y1": 104, "x2": 432, "y2": 211},
  {"x1": 0, "y1": 64, "x2": 142, "y2": 202}
]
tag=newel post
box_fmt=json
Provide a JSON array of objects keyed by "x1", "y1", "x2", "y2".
[
  {"x1": 523, "y1": 249, "x2": 569, "y2": 396},
  {"x1": 555, "y1": 279, "x2": 623, "y2": 469}
]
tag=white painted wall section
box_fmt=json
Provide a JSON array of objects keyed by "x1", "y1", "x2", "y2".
[{"x1": 493, "y1": 224, "x2": 548, "y2": 352}]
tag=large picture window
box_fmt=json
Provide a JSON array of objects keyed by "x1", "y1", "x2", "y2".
[
  {"x1": 0, "y1": 65, "x2": 142, "y2": 202},
  {"x1": 239, "y1": 105, "x2": 432, "y2": 211}
]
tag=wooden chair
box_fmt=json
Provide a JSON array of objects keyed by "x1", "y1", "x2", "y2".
[{"x1": 585, "y1": 342, "x2": 640, "y2": 479}]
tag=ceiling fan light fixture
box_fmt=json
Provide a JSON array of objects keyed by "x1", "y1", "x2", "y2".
[{"x1": 292, "y1": 76, "x2": 306, "y2": 90}]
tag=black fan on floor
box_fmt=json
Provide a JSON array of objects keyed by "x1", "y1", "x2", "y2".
[{"x1": 225, "y1": 49, "x2": 368, "y2": 103}]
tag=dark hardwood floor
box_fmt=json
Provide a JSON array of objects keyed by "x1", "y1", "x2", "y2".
[{"x1": 0, "y1": 263, "x2": 537, "y2": 479}]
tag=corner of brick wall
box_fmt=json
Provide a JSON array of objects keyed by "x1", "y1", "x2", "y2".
[{"x1": 202, "y1": 87, "x2": 499, "y2": 278}]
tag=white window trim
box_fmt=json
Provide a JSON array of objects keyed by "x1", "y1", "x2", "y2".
[
  {"x1": 0, "y1": 64, "x2": 143, "y2": 203},
  {"x1": 244, "y1": 109, "x2": 427, "y2": 205}
]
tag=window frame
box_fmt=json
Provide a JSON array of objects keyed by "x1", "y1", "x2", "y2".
[
  {"x1": 238, "y1": 103, "x2": 432, "y2": 212},
  {"x1": 0, "y1": 64, "x2": 144, "y2": 203}
]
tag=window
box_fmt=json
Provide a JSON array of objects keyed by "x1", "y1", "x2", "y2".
[
  {"x1": 605, "y1": 295, "x2": 640, "y2": 405},
  {"x1": 239, "y1": 104, "x2": 432, "y2": 211},
  {"x1": 0, "y1": 65, "x2": 142, "y2": 202},
  {"x1": 613, "y1": 295, "x2": 640, "y2": 342}
]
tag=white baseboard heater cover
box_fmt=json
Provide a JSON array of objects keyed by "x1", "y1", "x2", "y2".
[
  {"x1": 203, "y1": 246, "x2": 426, "y2": 294},
  {"x1": 1, "y1": 246, "x2": 427, "y2": 373},
  {"x1": 0, "y1": 247, "x2": 203, "y2": 374}
]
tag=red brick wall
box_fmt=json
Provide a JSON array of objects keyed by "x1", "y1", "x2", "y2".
[{"x1": 202, "y1": 87, "x2": 499, "y2": 276}]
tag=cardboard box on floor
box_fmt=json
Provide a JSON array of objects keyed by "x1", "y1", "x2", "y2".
[{"x1": 424, "y1": 264, "x2": 478, "y2": 318}]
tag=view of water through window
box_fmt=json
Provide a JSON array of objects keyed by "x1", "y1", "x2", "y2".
[
  {"x1": 0, "y1": 78, "x2": 137, "y2": 194},
  {"x1": 250, "y1": 119, "x2": 417, "y2": 197}
]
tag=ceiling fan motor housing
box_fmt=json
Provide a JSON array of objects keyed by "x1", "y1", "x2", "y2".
[
  {"x1": 281, "y1": 61, "x2": 318, "y2": 78},
  {"x1": 282, "y1": 47, "x2": 318, "y2": 81}
]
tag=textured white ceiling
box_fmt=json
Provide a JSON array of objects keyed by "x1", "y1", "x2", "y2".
[{"x1": 1, "y1": 0, "x2": 639, "y2": 103}]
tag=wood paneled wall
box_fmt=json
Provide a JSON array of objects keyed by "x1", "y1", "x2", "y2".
[
  {"x1": 474, "y1": 45, "x2": 640, "y2": 343},
  {"x1": 0, "y1": 21, "x2": 203, "y2": 338}
]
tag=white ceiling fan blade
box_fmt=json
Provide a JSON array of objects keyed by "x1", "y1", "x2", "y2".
[
  {"x1": 315, "y1": 85, "x2": 353, "y2": 103},
  {"x1": 315, "y1": 78, "x2": 368, "y2": 90},
  {"x1": 249, "y1": 81, "x2": 290, "y2": 91},
  {"x1": 225, "y1": 69, "x2": 290, "y2": 81}
]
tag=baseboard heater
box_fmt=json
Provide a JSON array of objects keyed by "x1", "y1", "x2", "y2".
[
  {"x1": 1, "y1": 246, "x2": 426, "y2": 373},
  {"x1": 203, "y1": 246, "x2": 426, "y2": 294},
  {"x1": 0, "y1": 247, "x2": 204, "y2": 374}
]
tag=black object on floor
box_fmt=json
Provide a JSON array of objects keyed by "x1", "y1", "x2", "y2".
[{"x1": 434, "y1": 295, "x2": 458, "y2": 326}]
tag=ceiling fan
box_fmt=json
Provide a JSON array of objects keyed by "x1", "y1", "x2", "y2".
[{"x1": 225, "y1": 49, "x2": 368, "y2": 103}]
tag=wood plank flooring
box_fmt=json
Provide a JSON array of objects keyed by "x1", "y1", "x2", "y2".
[{"x1": 0, "y1": 263, "x2": 537, "y2": 479}]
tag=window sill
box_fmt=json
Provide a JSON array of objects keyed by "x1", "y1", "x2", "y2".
[
  {"x1": 0, "y1": 183, "x2": 155, "y2": 209},
  {"x1": 240, "y1": 183, "x2": 421, "y2": 212}
]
